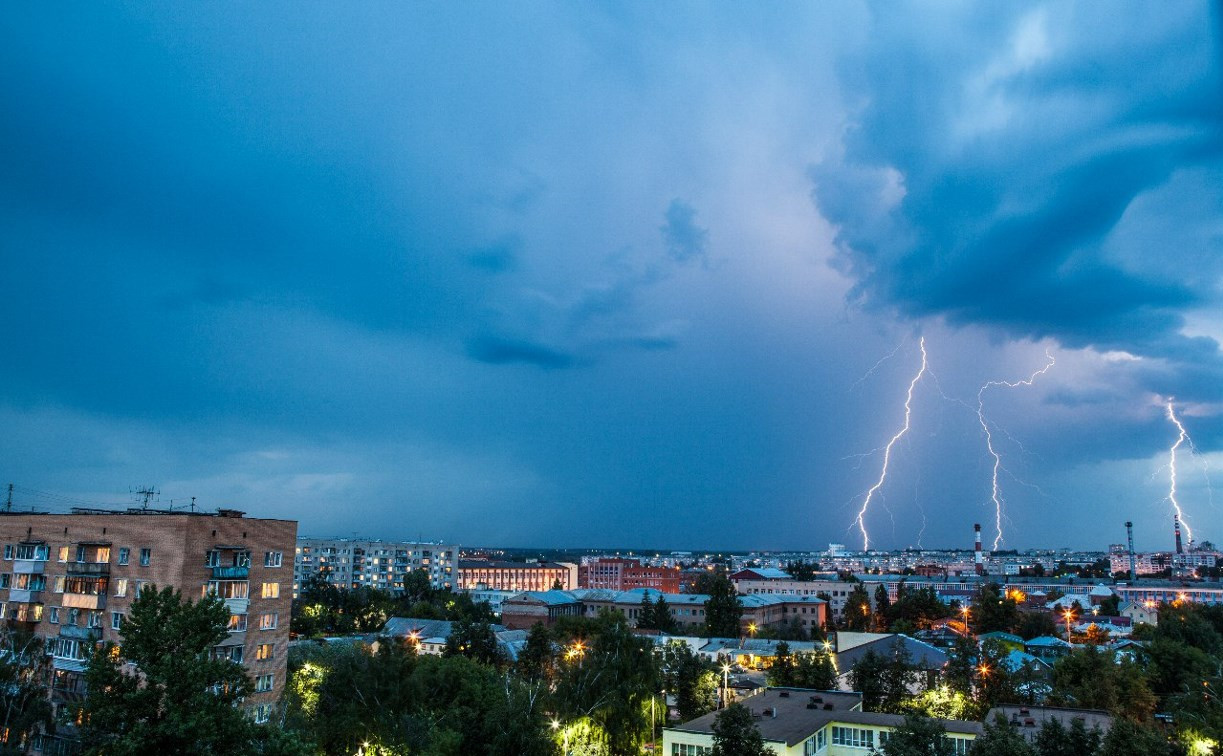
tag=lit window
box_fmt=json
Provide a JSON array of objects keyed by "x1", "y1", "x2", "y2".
[
  {"x1": 111, "y1": 612, "x2": 123, "y2": 630},
  {"x1": 115, "y1": 578, "x2": 128, "y2": 598},
  {"x1": 261, "y1": 583, "x2": 280, "y2": 599},
  {"x1": 264, "y1": 552, "x2": 283, "y2": 568},
  {"x1": 58, "y1": 546, "x2": 68, "y2": 562},
  {"x1": 228, "y1": 614, "x2": 248, "y2": 632},
  {"x1": 259, "y1": 612, "x2": 278, "y2": 631},
  {"x1": 53, "y1": 576, "x2": 64, "y2": 594},
  {"x1": 256, "y1": 644, "x2": 274, "y2": 661}
]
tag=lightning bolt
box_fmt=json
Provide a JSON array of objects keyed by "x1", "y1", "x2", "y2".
[
  {"x1": 854, "y1": 337, "x2": 927, "y2": 551},
  {"x1": 1166, "y1": 399, "x2": 1195, "y2": 546},
  {"x1": 977, "y1": 350, "x2": 1055, "y2": 550}
]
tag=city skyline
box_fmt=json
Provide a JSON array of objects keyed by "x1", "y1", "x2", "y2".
[{"x1": 2, "y1": 3, "x2": 1221, "y2": 551}]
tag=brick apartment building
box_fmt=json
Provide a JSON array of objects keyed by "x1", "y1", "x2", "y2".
[
  {"x1": 579, "y1": 557, "x2": 682, "y2": 593},
  {"x1": 0, "y1": 507, "x2": 295, "y2": 748},
  {"x1": 457, "y1": 559, "x2": 578, "y2": 592}
]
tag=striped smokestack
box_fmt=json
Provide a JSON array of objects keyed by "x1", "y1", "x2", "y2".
[
  {"x1": 974, "y1": 523, "x2": 983, "y2": 576},
  {"x1": 1126, "y1": 521, "x2": 1136, "y2": 581},
  {"x1": 1175, "y1": 514, "x2": 1184, "y2": 555}
]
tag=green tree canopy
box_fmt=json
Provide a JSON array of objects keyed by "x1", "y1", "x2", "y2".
[
  {"x1": 709, "y1": 704, "x2": 773, "y2": 756},
  {"x1": 704, "y1": 575, "x2": 743, "y2": 638},
  {"x1": 878, "y1": 714, "x2": 957, "y2": 756}
]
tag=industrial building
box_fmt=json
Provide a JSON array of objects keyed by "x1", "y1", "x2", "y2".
[{"x1": 457, "y1": 559, "x2": 578, "y2": 592}]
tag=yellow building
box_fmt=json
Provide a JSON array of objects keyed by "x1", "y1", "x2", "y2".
[{"x1": 663, "y1": 688, "x2": 982, "y2": 756}]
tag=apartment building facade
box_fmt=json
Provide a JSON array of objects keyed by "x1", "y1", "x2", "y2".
[
  {"x1": 293, "y1": 538, "x2": 459, "y2": 596},
  {"x1": 579, "y1": 557, "x2": 682, "y2": 593},
  {"x1": 0, "y1": 507, "x2": 295, "y2": 745}
]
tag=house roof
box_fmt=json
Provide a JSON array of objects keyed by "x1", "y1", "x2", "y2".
[
  {"x1": 1024, "y1": 635, "x2": 1072, "y2": 648},
  {"x1": 667, "y1": 688, "x2": 981, "y2": 747},
  {"x1": 835, "y1": 634, "x2": 947, "y2": 671},
  {"x1": 978, "y1": 631, "x2": 1023, "y2": 643}
]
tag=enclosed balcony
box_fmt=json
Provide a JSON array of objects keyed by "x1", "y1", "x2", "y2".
[
  {"x1": 61, "y1": 593, "x2": 105, "y2": 610},
  {"x1": 66, "y1": 562, "x2": 110, "y2": 577}
]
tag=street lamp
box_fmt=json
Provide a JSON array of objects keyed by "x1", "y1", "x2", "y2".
[
  {"x1": 1062, "y1": 609, "x2": 1075, "y2": 646},
  {"x1": 961, "y1": 606, "x2": 971, "y2": 637},
  {"x1": 722, "y1": 663, "x2": 731, "y2": 708}
]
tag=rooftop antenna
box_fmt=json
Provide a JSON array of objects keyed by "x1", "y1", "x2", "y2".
[
  {"x1": 190, "y1": 496, "x2": 196, "y2": 513},
  {"x1": 132, "y1": 486, "x2": 160, "y2": 510}
]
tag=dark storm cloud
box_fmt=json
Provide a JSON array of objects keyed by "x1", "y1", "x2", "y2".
[{"x1": 812, "y1": 2, "x2": 1223, "y2": 396}]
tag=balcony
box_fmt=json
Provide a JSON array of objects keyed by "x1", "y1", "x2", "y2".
[
  {"x1": 8, "y1": 589, "x2": 42, "y2": 603},
  {"x1": 13, "y1": 559, "x2": 44, "y2": 575},
  {"x1": 212, "y1": 566, "x2": 250, "y2": 580},
  {"x1": 224, "y1": 598, "x2": 249, "y2": 615},
  {"x1": 59, "y1": 625, "x2": 101, "y2": 641},
  {"x1": 61, "y1": 593, "x2": 106, "y2": 610},
  {"x1": 66, "y1": 563, "x2": 110, "y2": 577}
]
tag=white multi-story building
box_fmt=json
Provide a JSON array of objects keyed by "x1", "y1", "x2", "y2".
[{"x1": 293, "y1": 538, "x2": 458, "y2": 596}]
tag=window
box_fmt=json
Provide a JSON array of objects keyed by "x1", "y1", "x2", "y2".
[
  {"x1": 96, "y1": 547, "x2": 111, "y2": 563},
  {"x1": 58, "y1": 546, "x2": 69, "y2": 562},
  {"x1": 228, "y1": 614, "x2": 247, "y2": 632},
  {"x1": 831, "y1": 726, "x2": 875, "y2": 749},
  {"x1": 259, "y1": 612, "x2": 278, "y2": 631},
  {"x1": 75, "y1": 546, "x2": 85, "y2": 563},
  {"x1": 212, "y1": 645, "x2": 244, "y2": 663},
  {"x1": 206, "y1": 550, "x2": 220, "y2": 568},
  {"x1": 53, "y1": 576, "x2": 64, "y2": 593},
  {"x1": 67, "y1": 608, "x2": 79, "y2": 627},
  {"x1": 261, "y1": 583, "x2": 279, "y2": 599},
  {"x1": 15, "y1": 544, "x2": 49, "y2": 560},
  {"x1": 88, "y1": 611, "x2": 103, "y2": 629},
  {"x1": 255, "y1": 674, "x2": 274, "y2": 693},
  {"x1": 253, "y1": 704, "x2": 271, "y2": 724},
  {"x1": 2, "y1": 546, "x2": 10, "y2": 560},
  {"x1": 115, "y1": 578, "x2": 128, "y2": 597},
  {"x1": 236, "y1": 551, "x2": 251, "y2": 568},
  {"x1": 204, "y1": 581, "x2": 249, "y2": 599},
  {"x1": 948, "y1": 737, "x2": 970, "y2": 755},
  {"x1": 670, "y1": 745, "x2": 711, "y2": 756},
  {"x1": 139, "y1": 548, "x2": 151, "y2": 567},
  {"x1": 118, "y1": 547, "x2": 130, "y2": 565},
  {"x1": 111, "y1": 612, "x2": 123, "y2": 630},
  {"x1": 49, "y1": 607, "x2": 59, "y2": 624},
  {"x1": 256, "y1": 643, "x2": 274, "y2": 661},
  {"x1": 264, "y1": 551, "x2": 283, "y2": 568},
  {"x1": 0, "y1": 575, "x2": 8, "y2": 589},
  {"x1": 135, "y1": 581, "x2": 147, "y2": 597}
]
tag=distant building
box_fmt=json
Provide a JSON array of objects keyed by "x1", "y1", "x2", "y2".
[
  {"x1": 985, "y1": 705, "x2": 1113, "y2": 744},
  {"x1": 458, "y1": 559, "x2": 577, "y2": 592},
  {"x1": 294, "y1": 538, "x2": 458, "y2": 595},
  {"x1": 579, "y1": 557, "x2": 682, "y2": 593}
]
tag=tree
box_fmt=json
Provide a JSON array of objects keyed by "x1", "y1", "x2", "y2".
[
  {"x1": 785, "y1": 560, "x2": 818, "y2": 581},
  {"x1": 874, "y1": 585, "x2": 893, "y2": 631},
  {"x1": 878, "y1": 714, "x2": 956, "y2": 756},
  {"x1": 661, "y1": 641, "x2": 717, "y2": 722},
  {"x1": 906, "y1": 686, "x2": 973, "y2": 721},
  {"x1": 444, "y1": 618, "x2": 502, "y2": 666},
  {"x1": 1048, "y1": 647, "x2": 1155, "y2": 721},
  {"x1": 77, "y1": 585, "x2": 270, "y2": 755},
  {"x1": 767, "y1": 642, "x2": 795, "y2": 687},
  {"x1": 844, "y1": 585, "x2": 873, "y2": 631},
  {"x1": 1032, "y1": 717, "x2": 1102, "y2": 756},
  {"x1": 792, "y1": 651, "x2": 839, "y2": 691},
  {"x1": 0, "y1": 627, "x2": 53, "y2": 755},
  {"x1": 1097, "y1": 595, "x2": 1121, "y2": 616},
  {"x1": 709, "y1": 704, "x2": 774, "y2": 756},
  {"x1": 848, "y1": 641, "x2": 916, "y2": 714},
  {"x1": 1097, "y1": 720, "x2": 1182, "y2": 756},
  {"x1": 969, "y1": 715, "x2": 1037, "y2": 756},
  {"x1": 1015, "y1": 612, "x2": 1058, "y2": 641},
  {"x1": 704, "y1": 575, "x2": 743, "y2": 638},
  {"x1": 971, "y1": 584, "x2": 1020, "y2": 635},
  {"x1": 516, "y1": 622, "x2": 556, "y2": 683}
]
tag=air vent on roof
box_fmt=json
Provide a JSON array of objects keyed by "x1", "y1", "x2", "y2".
[
  {"x1": 823, "y1": 703, "x2": 833, "y2": 710},
  {"x1": 779, "y1": 691, "x2": 789, "y2": 698}
]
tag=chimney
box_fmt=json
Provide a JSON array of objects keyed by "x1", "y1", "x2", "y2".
[
  {"x1": 974, "y1": 524, "x2": 984, "y2": 576},
  {"x1": 1174, "y1": 514, "x2": 1184, "y2": 555},
  {"x1": 1125, "y1": 522, "x2": 1136, "y2": 581}
]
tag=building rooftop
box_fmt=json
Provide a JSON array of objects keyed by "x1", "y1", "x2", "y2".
[
  {"x1": 668, "y1": 688, "x2": 981, "y2": 747},
  {"x1": 985, "y1": 705, "x2": 1113, "y2": 742}
]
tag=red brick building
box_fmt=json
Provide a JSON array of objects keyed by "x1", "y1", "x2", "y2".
[
  {"x1": 579, "y1": 558, "x2": 682, "y2": 593},
  {"x1": 0, "y1": 507, "x2": 295, "y2": 745}
]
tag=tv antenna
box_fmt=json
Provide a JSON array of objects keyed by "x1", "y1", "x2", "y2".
[{"x1": 131, "y1": 486, "x2": 160, "y2": 509}]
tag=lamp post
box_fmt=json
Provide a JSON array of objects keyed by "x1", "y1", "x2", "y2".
[
  {"x1": 722, "y1": 663, "x2": 731, "y2": 709},
  {"x1": 1063, "y1": 609, "x2": 1075, "y2": 647},
  {"x1": 961, "y1": 606, "x2": 971, "y2": 637}
]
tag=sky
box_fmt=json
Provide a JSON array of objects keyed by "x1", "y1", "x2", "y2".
[{"x1": 1, "y1": 2, "x2": 1221, "y2": 552}]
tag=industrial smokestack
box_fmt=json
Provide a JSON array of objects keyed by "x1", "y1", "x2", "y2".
[
  {"x1": 974, "y1": 523, "x2": 984, "y2": 576},
  {"x1": 1174, "y1": 514, "x2": 1184, "y2": 555},
  {"x1": 1126, "y1": 521, "x2": 1136, "y2": 581}
]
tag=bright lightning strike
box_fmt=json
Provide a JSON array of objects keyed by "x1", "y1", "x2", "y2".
[
  {"x1": 1166, "y1": 399, "x2": 1195, "y2": 546},
  {"x1": 855, "y1": 337, "x2": 927, "y2": 551},
  {"x1": 977, "y1": 350, "x2": 1055, "y2": 551}
]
